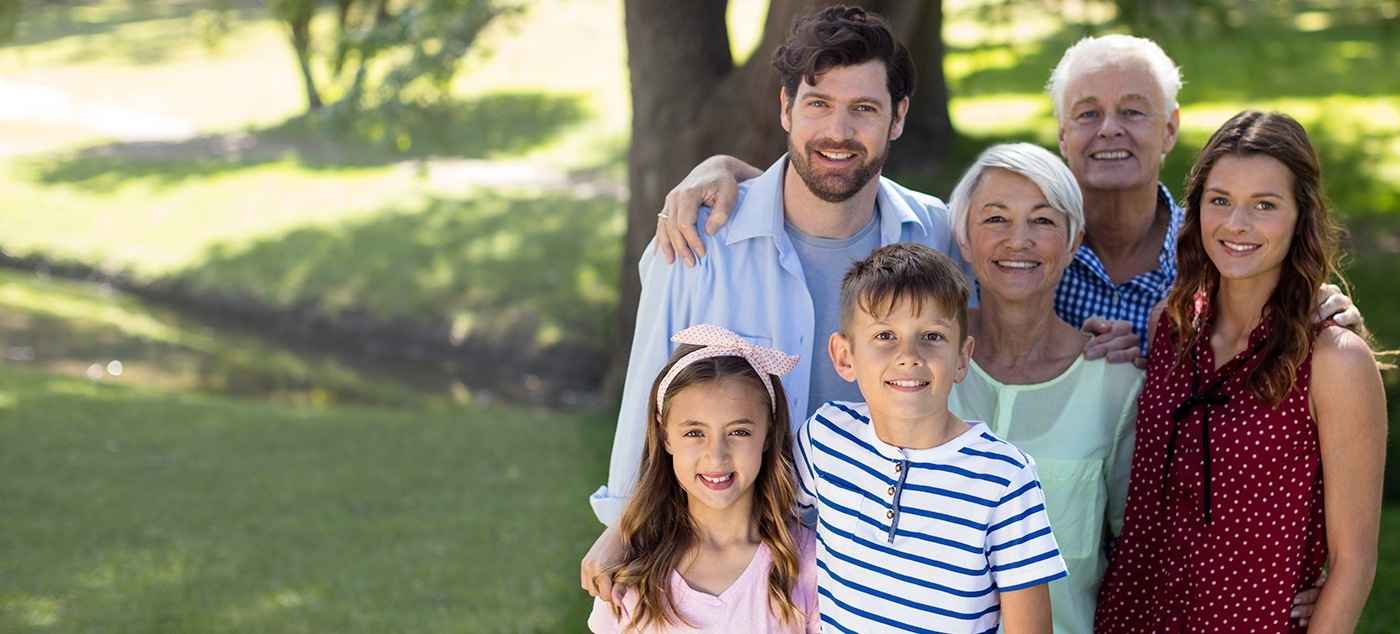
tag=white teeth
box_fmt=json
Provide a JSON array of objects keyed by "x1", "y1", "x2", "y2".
[
  {"x1": 1093, "y1": 150, "x2": 1129, "y2": 160},
  {"x1": 819, "y1": 151, "x2": 854, "y2": 160},
  {"x1": 700, "y1": 474, "x2": 733, "y2": 483},
  {"x1": 1222, "y1": 241, "x2": 1259, "y2": 252},
  {"x1": 889, "y1": 380, "x2": 928, "y2": 388},
  {"x1": 996, "y1": 260, "x2": 1037, "y2": 269}
]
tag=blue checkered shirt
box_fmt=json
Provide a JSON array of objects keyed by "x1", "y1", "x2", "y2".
[{"x1": 1053, "y1": 183, "x2": 1181, "y2": 352}]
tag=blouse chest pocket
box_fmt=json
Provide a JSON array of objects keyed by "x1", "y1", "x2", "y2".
[{"x1": 1034, "y1": 458, "x2": 1106, "y2": 560}]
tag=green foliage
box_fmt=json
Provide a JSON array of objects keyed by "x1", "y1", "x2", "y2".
[
  {"x1": 1364, "y1": 507, "x2": 1400, "y2": 631},
  {"x1": 0, "y1": 0, "x2": 19, "y2": 45},
  {"x1": 293, "y1": 90, "x2": 589, "y2": 159},
  {"x1": 265, "y1": 0, "x2": 522, "y2": 152},
  {"x1": 0, "y1": 363, "x2": 613, "y2": 632}
]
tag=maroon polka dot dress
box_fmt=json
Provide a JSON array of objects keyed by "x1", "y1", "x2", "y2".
[{"x1": 1095, "y1": 312, "x2": 1327, "y2": 632}]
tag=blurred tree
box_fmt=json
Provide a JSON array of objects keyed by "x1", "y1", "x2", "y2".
[
  {"x1": 604, "y1": 0, "x2": 951, "y2": 400},
  {"x1": 0, "y1": 0, "x2": 20, "y2": 44},
  {"x1": 263, "y1": 0, "x2": 517, "y2": 148}
]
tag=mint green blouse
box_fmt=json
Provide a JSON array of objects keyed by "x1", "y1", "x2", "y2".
[{"x1": 949, "y1": 355, "x2": 1143, "y2": 634}]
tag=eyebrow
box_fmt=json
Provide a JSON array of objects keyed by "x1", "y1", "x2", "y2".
[
  {"x1": 977, "y1": 200, "x2": 1056, "y2": 212},
  {"x1": 802, "y1": 90, "x2": 884, "y2": 107},
  {"x1": 676, "y1": 418, "x2": 758, "y2": 428},
  {"x1": 1070, "y1": 93, "x2": 1154, "y2": 109},
  {"x1": 1205, "y1": 186, "x2": 1286, "y2": 199}
]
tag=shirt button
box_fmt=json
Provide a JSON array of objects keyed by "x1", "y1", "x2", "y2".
[
  {"x1": 887, "y1": 486, "x2": 896, "y2": 496},
  {"x1": 886, "y1": 510, "x2": 894, "y2": 519},
  {"x1": 894, "y1": 463, "x2": 902, "y2": 472}
]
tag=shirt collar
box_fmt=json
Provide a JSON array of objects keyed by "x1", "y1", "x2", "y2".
[
  {"x1": 724, "y1": 154, "x2": 925, "y2": 245},
  {"x1": 1158, "y1": 182, "x2": 1183, "y2": 269}
]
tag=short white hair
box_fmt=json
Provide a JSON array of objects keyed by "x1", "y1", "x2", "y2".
[
  {"x1": 1046, "y1": 34, "x2": 1182, "y2": 121},
  {"x1": 947, "y1": 143, "x2": 1084, "y2": 247}
]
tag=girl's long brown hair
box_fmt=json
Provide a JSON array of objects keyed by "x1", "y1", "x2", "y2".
[
  {"x1": 1166, "y1": 110, "x2": 1343, "y2": 404},
  {"x1": 599, "y1": 345, "x2": 803, "y2": 631}
]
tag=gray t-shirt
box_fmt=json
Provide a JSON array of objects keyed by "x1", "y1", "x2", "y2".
[{"x1": 787, "y1": 210, "x2": 882, "y2": 416}]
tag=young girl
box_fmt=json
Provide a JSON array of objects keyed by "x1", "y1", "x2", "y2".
[
  {"x1": 1095, "y1": 110, "x2": 1388, "y2": 632},
  {"x1": 587, "y1": 324, "x2": 820, "y2": 633}
]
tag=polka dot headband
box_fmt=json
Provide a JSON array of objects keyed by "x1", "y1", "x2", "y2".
[{"x1": 656, "y1": 324, "x2": 800, "y2": 414}]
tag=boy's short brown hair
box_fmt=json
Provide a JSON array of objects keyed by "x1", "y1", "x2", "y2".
[{"x1": 838, "y1": 242, "x2": 970, "y2": 340}]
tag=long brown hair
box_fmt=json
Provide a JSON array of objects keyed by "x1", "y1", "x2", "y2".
[
  {"x1": 1167, "y1": 110, "x2": 1342, "y2": 404},
  {"x1": 600, "y1": 345, "x2": 803, "y2": 631}
]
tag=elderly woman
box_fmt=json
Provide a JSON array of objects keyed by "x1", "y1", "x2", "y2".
[{"x1": 943, "y1": 143, "x2": 1143, "y2": 633}]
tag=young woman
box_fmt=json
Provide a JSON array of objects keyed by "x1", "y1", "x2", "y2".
[
  {"x1": 587, "y1": 324, "x2": 819, "y2": 633},
  {"x1": 1095, "y1": 110, "x2": 1387, "y2": 632}
]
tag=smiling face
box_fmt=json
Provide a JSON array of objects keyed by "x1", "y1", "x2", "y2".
[
  {"x1": 1057, "y1": 58, "x2": 1179, "y2": 196},
  {"x1": 663, "y1": 379, "x2": 771, "y2": 517},
  {"x1": 830, "y1": 296, "x2": 972, "y2": 433},
  {"x1": 782, "y1": 60, "x2": 907, "y2": 203},
  {"x1": 1199, "y1": 154, "x2": 1299, "y2": 291},
  {"x1": 958, "y1": 168, "x2": 1082, "y2": 303}
]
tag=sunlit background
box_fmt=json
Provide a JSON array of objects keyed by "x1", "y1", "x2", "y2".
[{"x1": 1, "y1": 0, "x2": 1396, "y2": 630}]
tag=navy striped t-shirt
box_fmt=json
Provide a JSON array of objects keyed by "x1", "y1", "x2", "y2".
[{"x1": 796, "y1": 401, "x2": 1068, "y2": 633}]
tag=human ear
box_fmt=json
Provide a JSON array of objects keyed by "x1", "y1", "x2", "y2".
[
  {"x1": 1162, "y1": 108, "x2": 1180, "y2": 155},
  {"x1": 889, "y1": 96, "x2": 909, "y2": 140},
  {"x1": 659, "y1": 413, "x2": 674, "y2": 454},
  {"x1": 954, "y1": 335, "x2": 974, "y2": 383},
  {"x1": 829, "y1": 332, "x2": 858, "y2": 382},
  {"x1": 780, "y1": 87, "x2": 793, "y2": 133},
  {"x1": 956, "y1": 230, "x2": 973, "y2": 263},
  {"x1": 1067, "y1": 228, "x2": 1085, "y2": 258}
]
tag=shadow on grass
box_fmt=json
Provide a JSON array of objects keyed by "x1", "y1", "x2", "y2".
[
  {"x1": 20, "y1": 91, "x2": 591, "y2": 192},
  {"x1": 9, "y1": 1, "x2": 269, "y2": 65},
  {"x1": 167, "y1": 192, "x2": 624, "y2": 391}
]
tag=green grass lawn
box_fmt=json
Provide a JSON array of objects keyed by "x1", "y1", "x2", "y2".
[
  {"x1": 0, "y1": 362, "x2": 614, "y2": 632},
  {"x1": 1, "y1": 362, "x2": 1397, "y2": 631}
]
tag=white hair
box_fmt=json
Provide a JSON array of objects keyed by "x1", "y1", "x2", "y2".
[
  {"x1": 1046, "y1": 34, "x2": 1182, "y2": 121},
  {"x1": 947, "y1": 143, "x2": 1084, "y2": 247}
]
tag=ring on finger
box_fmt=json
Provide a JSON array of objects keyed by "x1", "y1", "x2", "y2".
[{"x1": 657, "y1": 211, "x2": 669, "y2": 219}]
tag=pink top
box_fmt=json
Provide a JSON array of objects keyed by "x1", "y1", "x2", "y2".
[{"x1": 588, "y1": 525, "x2": 820, "y2": 634}]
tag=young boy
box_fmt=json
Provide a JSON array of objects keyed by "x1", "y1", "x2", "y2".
[{"x1": 800, "y1": 242, "x2": 1065, "y2": 632}]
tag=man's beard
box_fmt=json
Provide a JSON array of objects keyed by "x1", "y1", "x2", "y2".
[{"x1": 788, "y1": 136, "x2": 891, "y2": 203}]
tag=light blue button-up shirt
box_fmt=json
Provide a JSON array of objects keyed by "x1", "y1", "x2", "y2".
[{"x1": 590, "y1": 156, "x2": 967, "y2": 524}]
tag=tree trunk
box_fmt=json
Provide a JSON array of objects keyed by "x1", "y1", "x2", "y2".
[
  {"x1": 602, "y1": 0, "x2": 949, "y2": 405},
  {"x1": 287, "y1": 8, "x2": 322, "y2": 112},
  {"x1": 877, "y1": 0, "x2": 953, "y2": 178}
]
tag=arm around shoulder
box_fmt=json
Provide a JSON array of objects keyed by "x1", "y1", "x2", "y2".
[
  {"x1": 656, "y1": 154, "x2": 763, "y2": 266},
  {"x1": 592, "y1": 241, "x2": 708, "y2": 524},
  {"x1": 1306, "y1": 326, "x2": 1387, "y2": 633}
]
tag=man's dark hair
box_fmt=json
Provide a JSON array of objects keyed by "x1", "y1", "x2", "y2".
[{"x1": 772, "y1": 5, "x2": 915, "y2": 111}]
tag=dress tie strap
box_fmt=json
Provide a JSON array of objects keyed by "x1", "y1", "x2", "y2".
[{"x1": 1162, "y1": 336, "x2": 1266, "y2": 525}]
